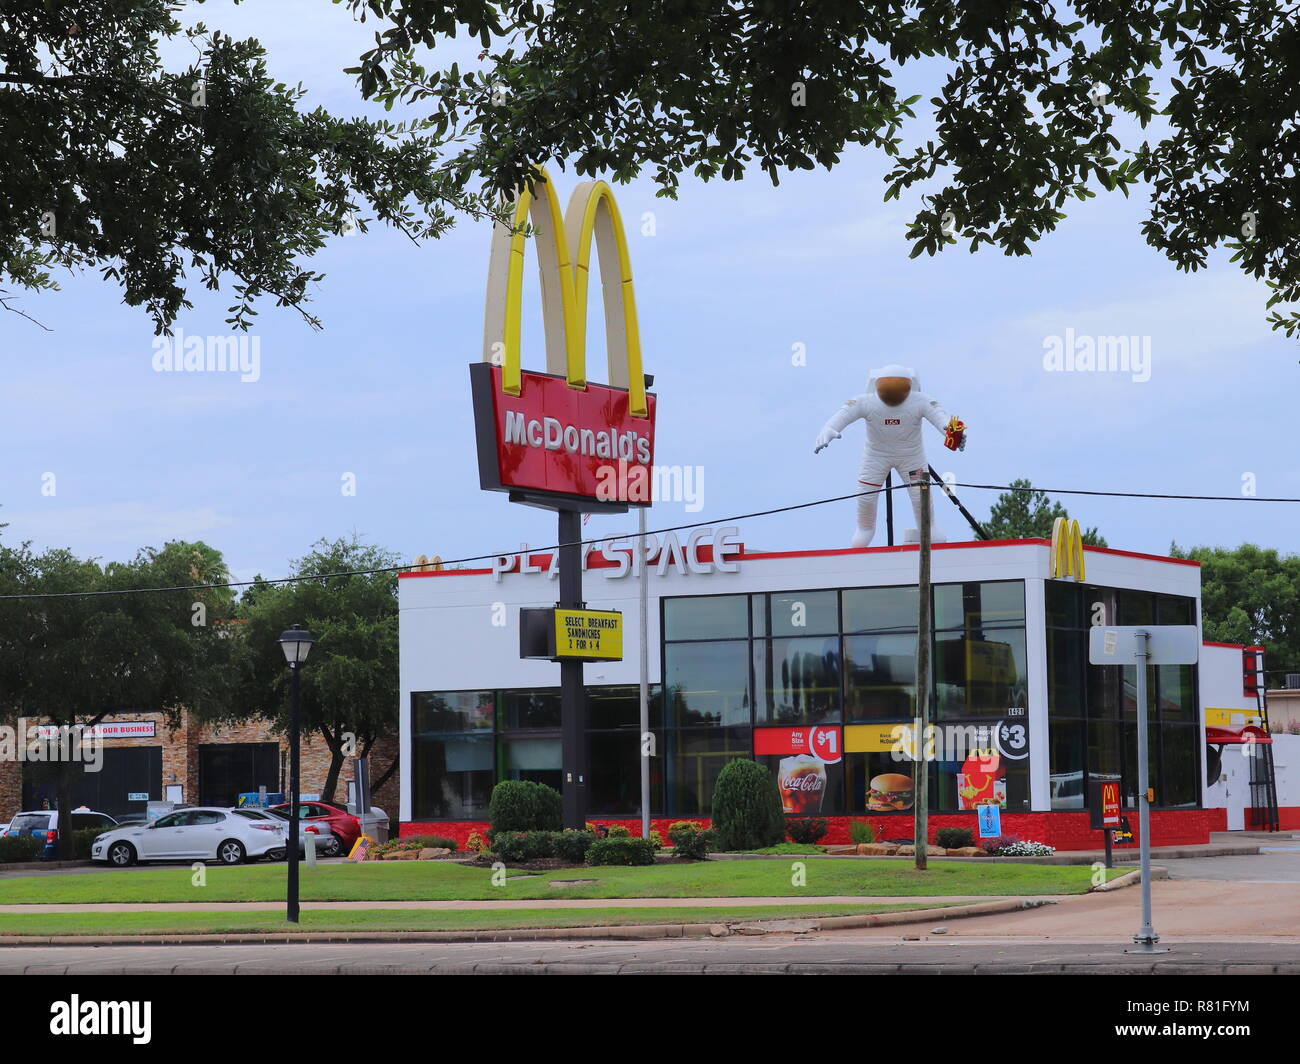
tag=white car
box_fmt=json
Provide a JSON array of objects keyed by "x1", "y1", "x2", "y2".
[{"x1": 90, "y1": 807, "x2": 286, "y2": 866}]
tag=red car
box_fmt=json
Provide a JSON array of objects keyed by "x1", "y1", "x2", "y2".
[{"x1": 269, "y1": 801, "x2": 361, "y2": 857}]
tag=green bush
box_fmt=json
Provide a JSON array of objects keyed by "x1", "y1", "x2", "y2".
[
  {"x1": 785, "y1": 817, "x2": 829, "y2": 844},
  {"x1": 403, "y1": 834, "x2": 458, "y2": 852},
  {"x1": 0, "y1": 835, "x2": 43, "y2": 863},
  {"x1": 586, "y1": 837, "x2": 657, "y2": 866},
  {"x1": 710, "y1": 759, "x2": 785, "y2": 851},
  {"x1": 667, "y1": 821, "x2": 713, "y2": 860},
  {"x1": 605, "y1": 824, "x2": 631, "y2": 838},
  {"x1": 554, "y1": 829, "x2": 596, "y2": 864},
  {"x1": 848, "y1": 819, "x2": 875, "y2": 845},
  {"x1": 490, "y1": 830, "x2": 559, "y2": 863},
  {"x1": 70, "y1": 827, "x2": 108, "y2": 860},
  {"x1": 489, "y1": 780, "x2": 563, "y2": 834},
  {"x1": 935, "y1": 826, "x2": 974, "y2": 849}
]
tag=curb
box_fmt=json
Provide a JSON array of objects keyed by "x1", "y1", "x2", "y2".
[
  {"x1": 1092, "y1": 864, "x2": 1169, "y2": 891},
  {"x1": 0, "y1": 897, "x2": 1049, "y2": 947},
  {"x1": 0, "y1": 860, "x2": 94, "y2": 872}
]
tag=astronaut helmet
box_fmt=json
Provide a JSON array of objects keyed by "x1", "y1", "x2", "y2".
[{"x1": 868, "y1": 364, "x2": 921, "y2": 406}]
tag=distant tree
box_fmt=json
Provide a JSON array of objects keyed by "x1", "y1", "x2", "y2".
[
  {"x1": 1170, "y1": 543, "x2": 1299, "y2": 671},
  {"x1": 0, "y1": 538, "x2": 236, "y2": 858},
  {"x1": 983, "y1": 478, "x2": 1107, "y2": 546},
  {"x1": 235, "y1": 536, "x2": 399, "y2": 804}
]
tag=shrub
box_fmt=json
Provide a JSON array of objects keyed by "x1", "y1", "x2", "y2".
[
  {"x1": 785, "y1": 817, "x2": 829, "y2": 844},
  {"x1": 554, "y1": 829, "x2": 596, "y2": 864},
  {"x1": 711, "y1": 759, "x2": 785, "y2": 851},
  {"x1": 403, "y1": 834, "x2": 457, "y2": 852},
  {"x1": 489, "y1": 780, "x2": 563, "y2": 834},
  {"x1": 586, "y1": 837, "x2": 657, "y2": 866},
  {"x1": 935, "y1": 826, "x2": 974, "y2": 849},
  {"x1": 465, "y1": 830, "x2": 490, "y2": 854},
  {"x1": 648, "y1": 830, "x2": 664, "y2": 849},
  {"x1": 667, "y1": 821, "x2": 713, "y2": 860},
  {"x1": 491, "y1": 830, "x2": 561, "y2": 863},
  {"x1": 605, "y1": 824, "x2": 631, "y2": 838},
  {"x1": 848, "y1": 819, "x2": 876, "y2": 845},
  {"x1": 996, "y1": 840, "x2": 1056, "y2": 857},
  {"x1": 0, "y1": 835, "x2": 43, "y2": 863},
  {"x1": 979, "y1": 834, "x2": 1020, "y2": 854}
]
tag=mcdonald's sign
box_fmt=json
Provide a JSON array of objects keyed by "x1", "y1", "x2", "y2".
[
  {"x1": 1050, "y1": 516, "x2": 1086, "y2": 581},
  {"x1": 470, "y1": 168, "x2": 656, "y2": 510}
]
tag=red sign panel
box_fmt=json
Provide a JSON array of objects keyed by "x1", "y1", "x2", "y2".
[
  {"x1": 471, "y1": 363, "x2": 656, "y2": 506},
  {"x1": 1100, "y1": 780, "x2": 1121, "y2": 828},
  {"x1": 753, "y1": 726, "x2": 842, "y2": 765}
]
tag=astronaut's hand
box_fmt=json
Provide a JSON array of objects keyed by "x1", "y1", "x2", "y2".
[{"x1": 814, "y1": 427, "x2": 841, "y2": 454}]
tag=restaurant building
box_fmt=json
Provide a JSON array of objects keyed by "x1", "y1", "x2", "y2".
[{"x1": 398, "y1": 531, "x2": 1274, "y2": 850}]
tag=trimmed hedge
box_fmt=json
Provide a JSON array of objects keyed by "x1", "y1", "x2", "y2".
[
  {"x1": 0, "y1": 835, "x2": 43, "y2": 863},
  {"x1": 785, "y1": 817, "x2": 829, "y2": 844},
  {"x1": 488, "y1": 780, "x2": 563, "y2": 834},
  {"x1": 490, "y1": 829, "x2": 596, "y2": 864},
  {"x1": 935, "y1": 826, "x2": 974, "y2": 849},
  {"x1": 711, "y1": 759, "x2": 785, "y2": 851},
  {"x1": 586, "y1": 837, "x2": 657, "y2": 866}
]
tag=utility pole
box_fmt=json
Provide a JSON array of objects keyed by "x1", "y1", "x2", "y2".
[
  {"x1": 558, "y1": 508, "x2": 588, "y2": 830},
  {"x1": 914, "y1": 475, "x2": 932, "y2": 871},
  {"x1": 638, "y1": 504, "x2": 651, "y2": 841}
]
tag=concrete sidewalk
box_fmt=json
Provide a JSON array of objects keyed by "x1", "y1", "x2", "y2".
[{"x1": 0, "y1": 893, "x2": 1048, "y2": 912}]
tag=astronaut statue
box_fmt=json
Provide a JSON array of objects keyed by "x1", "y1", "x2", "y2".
[{"x1": 814, "y1": 364, "x2": 966, "y2": 548}]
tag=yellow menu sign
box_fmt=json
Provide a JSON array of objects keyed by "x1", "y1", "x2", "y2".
[{"x1": 553, "y1": 609, "x2": 623, "y2": 661}]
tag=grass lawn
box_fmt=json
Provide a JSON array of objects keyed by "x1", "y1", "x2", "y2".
[
  {"x1": 0, "y1": 859, "x2": 1121, "y2": 904},
  {"x1": 0, "y1": 902, "x2": 958, "y2": 937}
]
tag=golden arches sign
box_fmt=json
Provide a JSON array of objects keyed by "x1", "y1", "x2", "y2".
[
  {"x1": 1050, "y1": 517, "x2": 1086, "y2": 581},
  {"x1": 481, "y1": 167, "x2": 648, "y2": 419}
]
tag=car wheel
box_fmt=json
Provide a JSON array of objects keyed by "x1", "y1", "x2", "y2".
[
  {"x1": 107, "y1": 841, "x2": 136, "y2": 867},
  {"x1": 322, "y1": 834, "x2": 344, "y2": 858},
  {"x1": 217, "y1": 840, "x2": 246, "y2": 865}
]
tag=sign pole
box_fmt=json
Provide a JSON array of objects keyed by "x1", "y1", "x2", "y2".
[
  {"x1": 558, "y1": 508, "x2": 588, "y2": 831},
  {"x1": 638, "y1": 504, "x2": 651, "y2": 841},
  {"x1": 913, "y1": 475, "x2": 931, "y2": 870},
  {"x1": 1131, "y1": 628, "x2": 1162, "y2": 951}
]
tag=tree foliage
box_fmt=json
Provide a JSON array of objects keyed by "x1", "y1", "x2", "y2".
[
  {"x1": 349, "y1": 0, "x2": 1300, "y2": 337},
  {"x1": 1170, "y1": 542, "x2": 1299, "y2": 671},
  {"x1": 1, "y1": 1, "x2": 493, "y2": 331},
  {"x1": 983, "y1": 478, "x2": 1107, "y2": 545},
  {"x1": 235, "y1": 536, "x2": 399, "y2": 803}
]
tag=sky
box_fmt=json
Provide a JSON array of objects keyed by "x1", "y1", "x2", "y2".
[{"x1": 3, "y1": 1, "x2": 1297, "y2": 587}]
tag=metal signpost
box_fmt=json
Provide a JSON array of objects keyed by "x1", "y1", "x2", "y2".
[{"x1": 1088, "y1": 624, "x2": 1199, "y2": 953}]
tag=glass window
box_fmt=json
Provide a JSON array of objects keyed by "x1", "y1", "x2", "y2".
[
  {"x1": 1047, "y1": 629, "x2": 1086, "y2": 718},
  {"x1": 755, "y1": 637, "x2": 842, "y2": 725},
  {"x1": 751, "y1": 594, "x2": 767, "y2": 637},
  {"x1": 500, "y1": 690, "x2": 561, "y2": 730},
  {"x1": 190, "y1": 811, "x2": 224, "y2": 825},
  {"x1": 1049, "y1": 722, "x2": 1085, "y2": 810},
  {"x1": 663, "y1": 596, "x2": 748, "y2": 641},
  {"x1": 842, "y1": 586, "x2": 918, "y2": 634},
  {"x1": 756, "y1": 753, "x2": 843, "y2": 815},
  {"x1": 412, "y1": 734, "x2": 494, "y2": 819},
  {"x1": 1156, "y1": 665, "x2": 1195, "y2": 722},
  {"x1": 769, "y1": 591, "x2": 838, "y2": 636},
  {"x1": 1087, "y1": 720, "x2": 1123, "y2": 792},
  {"x1": 843, "y1": 633, "x2": 916, "y2": 720},
  {"x1": 668, "y1": 728, "x2": 752, "y2": 816},
  {"x1": 150, "y1": 813, "x2": 184, "y2": 829},
  {"x1": 844, "y1": 753, "x2": 915, "y2": 816},
  {"x1": 664, "y1": 642, "x2": 751, "y2": 727},
  {"x1": 1083, "y1": 587, "x2": 1117, "y2": 628},
  {"x1": 1117, "y1": 590, "x2": 1155, "y2": 626},
  {"x1": 1160, "y1": 724, "x2": 1199, "y2": 807},
  {"x1": 587, "y1": 685, "x2": 662, "y2": 729},
  {"x1": 931, "y1": 737, "x2": 1031, "y2": 813},
  {"x1": 414, "y1": 691, "x2": 494, "y2": 732},
  {"x1": 933, "y1": 581, "x2": 1025, "y2": 630},
  {"x1": 1123, "y1": 723, "x2": 1160, "y2": 810},
  {"x1": 499, "y1": 737, "x2": 562, "y2": 793},
  {"x1": 1087, "y1": 663, "x2": 1122, "y2": 719},
  {"x1": 1156, "y1": 594, "x2": 1195, "y2": 625},
  {"x1": 933, "y1": 629, "x2": 1028, "y2": 719},
  {"x1": 588, "y1": 730, "x2": 664, "y2": 814},
  {"x1": 1045, "y1": 582, "x2": 1081, "y2": 628}
]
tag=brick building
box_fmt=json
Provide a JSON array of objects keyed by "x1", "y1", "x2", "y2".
[{"x1": 0, "y1": 710, "x2": 398, "y2": 824}]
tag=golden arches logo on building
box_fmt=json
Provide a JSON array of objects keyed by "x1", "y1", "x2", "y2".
[
  {"x1": 481, "y1": 166, "x2": 647, "y2": 419},
  {"x1": 1050, "y1": 517, "x2": 1086, "y2": 581}
]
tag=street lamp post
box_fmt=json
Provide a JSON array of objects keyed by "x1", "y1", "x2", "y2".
[{"x1": 277, "y1": 625, "x2": 316, "y2": 924}]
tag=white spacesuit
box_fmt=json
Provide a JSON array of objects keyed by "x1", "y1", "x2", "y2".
[{"x1": 814, "y1": 364, "x2": 961, "y2": 548}]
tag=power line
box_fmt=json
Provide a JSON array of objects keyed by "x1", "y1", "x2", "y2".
[{"x1": 0, "y1": 478, "x2": 1296, "y2": 602}]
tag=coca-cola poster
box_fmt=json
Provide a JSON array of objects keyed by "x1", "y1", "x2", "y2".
[{"x1": 755, "y1": 727, "x2": 841, "y2": 815}]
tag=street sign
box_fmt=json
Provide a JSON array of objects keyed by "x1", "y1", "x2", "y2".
[
  {"x1": 127, "y1": 792, "x2": 149, "y2": 802},
  {"x1": 977, "y1": 803, "x2": 1001, "y2": 839},
  {"x1": 520, "y1": 606, "x2": 624, "y2": 662},
  {"x1": 1088, "y1": 625, "x2": 1200, "y2": 665}
]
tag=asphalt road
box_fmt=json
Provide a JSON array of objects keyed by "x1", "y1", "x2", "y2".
[
  {"x1": 1154, "y1": 845, "x2": 1300, "y2": 883},
  {"x1": 2, "y1": 937, "x2": 1298, "y2": 974}
]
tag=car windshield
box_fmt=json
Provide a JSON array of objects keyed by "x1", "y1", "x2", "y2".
[{"x1": 9, "y1": 814, "x2": 52, "y2": 832}]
